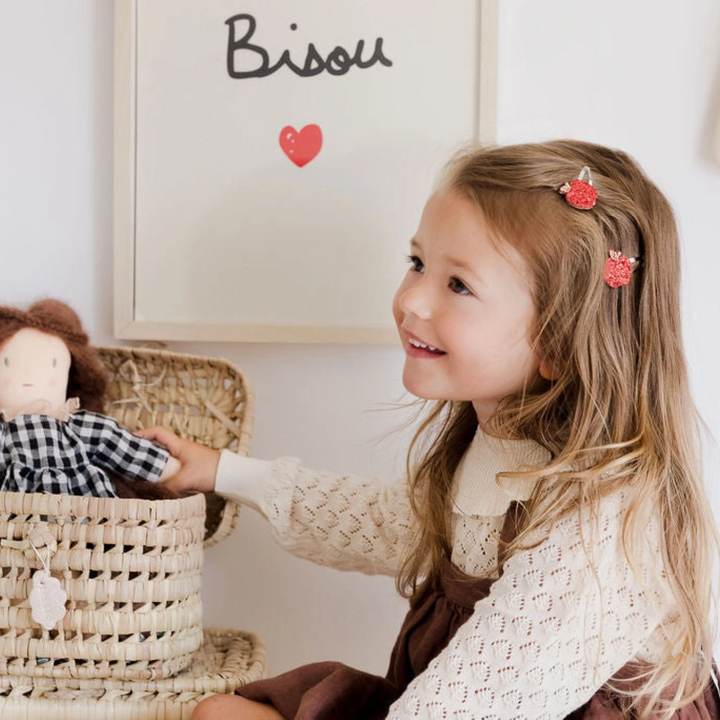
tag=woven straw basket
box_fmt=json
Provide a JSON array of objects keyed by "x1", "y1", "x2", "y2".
[
  {"x1": 0, "y1": 346, "x2": 255, "y2": 685},
  {"x1": 0, "y1": 628, "x2": 267, "y2": 720},
  {"x1": 97, "y1": 345, "x2": 254, "y2": 549}
]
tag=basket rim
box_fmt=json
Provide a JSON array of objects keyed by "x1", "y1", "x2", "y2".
[{"x1": 0, "y1": 486, "x2": 206, "y2": 516}]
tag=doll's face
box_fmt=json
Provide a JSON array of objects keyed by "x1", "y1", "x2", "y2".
[{"x1": 0, "y1": 328, "x2": 71, "y2": 414}]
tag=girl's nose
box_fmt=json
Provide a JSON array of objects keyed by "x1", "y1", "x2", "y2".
[{"x1": 397, "y1": 278, "x2": 433, "y2": 320}]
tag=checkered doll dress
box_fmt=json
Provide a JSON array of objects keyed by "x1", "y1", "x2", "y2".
[{"x1": 0, "y1": 400, "x2": 170, "y2": 497}]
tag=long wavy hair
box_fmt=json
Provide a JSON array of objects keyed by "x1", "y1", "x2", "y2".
[{"x1": 397, "y1": 140, "x2": 719, "y2": 716}]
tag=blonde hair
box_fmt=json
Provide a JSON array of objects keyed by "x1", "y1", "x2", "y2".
[{"x1": 398, "y1": 140, "x2": 719, "y2": 715}]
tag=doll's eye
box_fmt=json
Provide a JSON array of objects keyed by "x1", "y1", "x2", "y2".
[
  {"x1": 52, "y1": 358, "x2": 57, "y2": 368},
  {"x1": 3, "y1": 358, "x2": 8, "y2": 367}
]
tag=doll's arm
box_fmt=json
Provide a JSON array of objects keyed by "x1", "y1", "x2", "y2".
[
  {"x1": 135, "y1": 426, "x2": 220, "y2": 494},
  {"x1": 69, "y1": 410, "x2": 171, "y2": 483},
  {"x1": 161, "y1": 455, "x2": 181, "y2": 480}
]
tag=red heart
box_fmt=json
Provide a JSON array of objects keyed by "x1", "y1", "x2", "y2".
[{"x1": 279, "y1": 124, "x2": 323, "y2": 167}]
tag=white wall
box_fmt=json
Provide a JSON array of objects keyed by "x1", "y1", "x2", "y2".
[{"x1": 1, "y1": 0, "x2": 719, "y2": 676}]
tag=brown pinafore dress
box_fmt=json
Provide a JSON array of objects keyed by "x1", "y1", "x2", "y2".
[{"x1": 237, "y1": 504, "x2": 720, "y2": 719}]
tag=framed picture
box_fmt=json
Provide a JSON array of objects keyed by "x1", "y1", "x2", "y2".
[{"x1": 114, "y1": 0, "x2": 498, "y2": 343}]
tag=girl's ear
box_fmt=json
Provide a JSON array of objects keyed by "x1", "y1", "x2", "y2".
[{"x1": 539, "y1": 359, "x2": 561, "y2": 382}]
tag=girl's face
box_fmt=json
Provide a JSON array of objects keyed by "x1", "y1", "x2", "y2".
[
  {"x1": 0, "y1": 328, "x2": 71, "y2": 414},
  {"x1": 392, "y1": 191, "x2": 540, "y2": 425}
]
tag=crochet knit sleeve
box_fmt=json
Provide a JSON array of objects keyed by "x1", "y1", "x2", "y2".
[
  {"x1": 387, "y1": 490, "x2": 675, "y2": 719},
  {"x1": 217, "y1": 453, "x2": 416, "y2": 577}
]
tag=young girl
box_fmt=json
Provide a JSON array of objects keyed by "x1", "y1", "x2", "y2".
[{"x1": 141, "y1": 140, "x2": 720, "y2": 718}]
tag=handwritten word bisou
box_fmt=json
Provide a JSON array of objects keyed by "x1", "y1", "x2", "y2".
[{"x1": 225, "y1": 14, "x2": 392, "y2": 79}]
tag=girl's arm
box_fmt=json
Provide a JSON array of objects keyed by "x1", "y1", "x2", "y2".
[
  {"x1": 216, "y1": 451, "x2": 416, "y2": 577},
  {"x1": 387, "y1": 489, "x2": 674, "y2": 719},
  {"x1": 137, "y1": 427, "x2": 416, "y2": 578}
]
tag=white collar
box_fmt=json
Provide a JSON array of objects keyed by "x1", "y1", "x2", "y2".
[
  {"x1": 0, "y1": 397, "x2": 80, "y2": 422},
  {"x1": 452, "y1": 426, "x2": 551, "y2": 517}
]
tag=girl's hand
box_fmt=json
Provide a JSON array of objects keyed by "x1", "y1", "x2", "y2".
[{"x1": 135, "y1": 426, "x2": 221, "y2": 496}]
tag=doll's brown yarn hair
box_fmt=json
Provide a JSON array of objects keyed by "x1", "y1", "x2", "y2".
[{"x1": 0, "y1": 299, "x2": 178, "y2": 500}]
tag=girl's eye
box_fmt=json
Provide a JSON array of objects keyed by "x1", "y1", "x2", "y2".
[
  {"x1": 3, "y1": 358, "x2": 8, "y2": 367},
  {"x1": 52, "y1": 358, "x2": 57, "y2": 368},
  {"x1": 405, "y1": 255, "x2": 425, "y2": 274},
  {"x1": 449, "y1": 277, "x2": 472, "y2": 295}
]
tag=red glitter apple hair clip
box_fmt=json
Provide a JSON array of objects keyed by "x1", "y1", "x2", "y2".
[
  {"x1": 559, "y1": 166, "x2": 598, "y2": 210},
  {"x1": 604, "y1": 250, "x2": 642, "y2": 288}
]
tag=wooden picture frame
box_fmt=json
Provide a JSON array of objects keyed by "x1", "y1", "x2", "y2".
[{"x1": 113, "y1": 0, "x2": 498, "y2": 343}]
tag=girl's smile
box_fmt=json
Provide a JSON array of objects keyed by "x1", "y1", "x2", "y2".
[
  {"x1": 405, "y1": 331, "x2": 446, "y2": 358},
  {"x1": 393, "y1": 190, "x2": 541, "y2": 424}
]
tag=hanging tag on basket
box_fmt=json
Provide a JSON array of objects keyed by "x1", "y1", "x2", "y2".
[
  {"x1": 28, "y1": 542, "x2": 67, "y2": 631},
  {"x1": 30, "y1": 569, "x2": 67, "y2": 631}
]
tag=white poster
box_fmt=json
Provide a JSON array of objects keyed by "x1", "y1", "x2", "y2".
[{"x1": 114, "y1": 0, "x2": 496, "y2": 342}]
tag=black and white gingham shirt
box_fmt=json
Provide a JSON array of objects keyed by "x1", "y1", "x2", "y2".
[{"x1": 0, "y1": 410, "x2": 170, "y2": 497}]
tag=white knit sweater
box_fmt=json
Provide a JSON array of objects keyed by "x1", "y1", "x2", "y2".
[{"x1": 215, "y1": 430, "x2": 674, "y2": 719}]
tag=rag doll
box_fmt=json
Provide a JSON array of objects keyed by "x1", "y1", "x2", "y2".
[{"x1": 0, "y1": 299, "x2": 180, "y2": 498}]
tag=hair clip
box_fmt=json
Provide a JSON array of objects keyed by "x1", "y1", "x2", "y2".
[
  {"x1": 604, "y1": 250, "x2": 641, "y2": 288},
  {"x1": 559, "y1": 166, "x2": 598, "y2": 210}
]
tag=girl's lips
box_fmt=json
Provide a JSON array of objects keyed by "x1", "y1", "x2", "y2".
[
  {"x1": 406, "y1": 343, "x2": 446, "y2": 359},
  {"x1": 404, "y1": 332, "x2": 446, "y2": 358}
]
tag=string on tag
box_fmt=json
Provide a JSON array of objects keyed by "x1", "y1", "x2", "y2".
[{"x1": 29, "y1": 540, "x2": 52, "y2": 575}]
